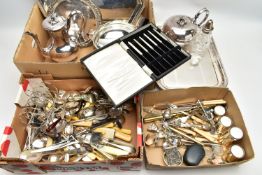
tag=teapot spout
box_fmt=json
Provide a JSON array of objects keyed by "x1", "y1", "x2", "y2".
[{"x1": 24, "y1": 31, "x2": 54, "y2": 59}]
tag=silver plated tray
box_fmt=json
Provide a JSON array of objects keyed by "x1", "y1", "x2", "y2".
[{"x1": 157, "y1": 37, "x2": 228, "y2": 89}]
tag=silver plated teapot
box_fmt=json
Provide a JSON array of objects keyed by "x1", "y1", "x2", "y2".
[{"x1": 26, "y1": 0, "x2": 102, "y2": 62}]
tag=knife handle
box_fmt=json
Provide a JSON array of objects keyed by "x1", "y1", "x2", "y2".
[
  {"x1": 103, "y1": 123, "x2": 132, "y2": 135},
  {"x1": 114, "y1": 127, "x2": 132, "y2": 135},
  {"x1": 72, "y1": 120, "x2": 92, "y2": 127},
  {"x1": 113, "y1": 139, "x2": 135, "y2": 148},
  {"x1": 115, "y1": 131, "x2": 132, "y2": 142},
  {"x1": 98, "y1": 145, "x2": 129, "y2": 156},
  {"x1": 103, "y1": 122, "x2": 115, "y2": 128},
  {"x1": 202, "y1": 99, "x2": 226, "y2": 106},
  {"x1": 143, "y1": 116, "x2": 163, "y2": 123}
]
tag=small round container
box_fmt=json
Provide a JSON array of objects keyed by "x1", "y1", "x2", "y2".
[
  {"x1": 230, "y1": 127, "x2": 244, "y2": 141},
  {"x1": 214, "y1": 105, "x2": 226, "y2": 116},
  {"x1": 225, "y1": 145, "x2": 245, "y2": 162},
  {"x1": 222, "y1": 127, "x2": 244, "y2": 144},
  {"x1": 217, "y1": 116, "x2": 232, "y2": 134}
]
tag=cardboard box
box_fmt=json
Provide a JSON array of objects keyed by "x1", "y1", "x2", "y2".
[
  {"x1": 140, "y1": 87, "x2": 254, "y2": 169},
  {"x1": 0, "y1": 75, "x2": 143, "y2": 173},
  {"x1": 13, "y1": 0, "x2": 155, "y2": 79}
]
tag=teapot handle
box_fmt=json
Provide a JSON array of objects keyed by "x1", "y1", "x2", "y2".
[
  {"x1": 67, "y1": 10, "x2": 90, "y2": 46},
  {"x1": 193, "y1": 8, "x2": 209, "y2": 26}
]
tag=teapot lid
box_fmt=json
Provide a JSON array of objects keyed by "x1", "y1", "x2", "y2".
[
  {"x1": 163, "y1": 15, "x2": 197, "y2": 43},
  {"x1": 42, "y1": 13, "x2": 67, "y2": 31}
]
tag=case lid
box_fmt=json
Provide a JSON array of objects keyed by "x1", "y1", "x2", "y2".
[{"x1": 81, "y1": 24, "x2": 190, "y2": 106}]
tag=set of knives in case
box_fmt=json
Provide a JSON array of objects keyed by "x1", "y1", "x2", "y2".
[{"x1": 82, "y1": 24, "x2": 191, "y2": 106}]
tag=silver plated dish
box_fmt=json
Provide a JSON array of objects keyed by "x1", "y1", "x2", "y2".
[
  {"x1": 92, "y1": 20, "x2": 136, "y2": 49},
  {"x1": 92, "y1": 0, "x2": 144, "y2": 48}
]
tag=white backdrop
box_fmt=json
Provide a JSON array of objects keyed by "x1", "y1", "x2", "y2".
[{"x1": 0, "y1": 0, "x2": 261, "y2": 174}]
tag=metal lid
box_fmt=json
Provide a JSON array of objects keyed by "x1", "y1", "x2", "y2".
[
  {"x1": 214, "y1": 105, "x2": 226, "y2": 116},
  {"x1": 220, "y1": 116, "x2": 232, "y2": 127},
  {"x1": 163, "y1": 15, "x2": 197, "y2": 43},
  {"x1": 92, "y1": 20, "x2": 136, "y2": 49},
  {"x1": 230, "y1": 127, "x2": 244, "y2": 140},
  {"x1": 231, "y1": 145, "x2": 245, "y2": 159},
  {"x1": 203, "y1": 19, "x2": 214, "y2": 34},
  {"x1": 42, "y1": 13, "x2": 67, "y2": 31}
]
